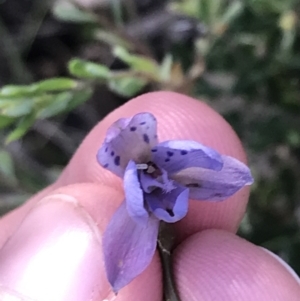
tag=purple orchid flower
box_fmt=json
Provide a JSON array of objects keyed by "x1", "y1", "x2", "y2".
[{"x1": 97, "y1": 112, "x2": 253, "y2": 293}]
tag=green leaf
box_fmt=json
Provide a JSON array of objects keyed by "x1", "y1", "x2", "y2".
[
  {"x1": 52, "y1": 2, "x2": 97, "y2": 23},
  {"x1": 108, "y1": 76, "x2": 147, "y2": 97},
  {"x1": 0, "y1": 85, "x2": 37, "y2": 97},
  {"x1": 0, "y1": 115, "x2": 15, "y2": 129},
  {"x1": 34, "y1": 78, "x2": 78, "y2": 92},
  {"x1": 113, "y1": 47, "x2": 158, "y2": 74},
  {"x1": 37, "y1": 92, "x2": 73, "y2": 119},
  {"x1": 68, "y1": 59, "x2": 111, "y2": 79},
  {"x1": 6, "y1": 114, "x2": 35, "y2": 143},
  {"x1": 1, "y1": 99, "x2": 33, "y2": 117},
  {"x1": 94, "y1": 30, "x2": 133, "y2": 50},
  {"x1": 221, "y1": 1, "x2": 243, "y2": 24},
  {"x1": 169, "y1": 0, "x2": 200, "y2": 18},
  {"x1": 199, "y1": 0, "x2": 212, "y2": 23},
  {"x1": 67, "y1": 88, "x2": 93, "y2": 111},
  {"x1": 208, "y1": 0, "x2": 224, "y2": 22},
  {"x1": 0, "y1": 150, "x2": 17, "y2": 185},
  {"x1": 111, "y1": 0, "x2": 123, "y2": 25},
  {"x1": 0, "y1": 78, "x2": 77, "y2": 99},
  {"x1": 159, "y1": 54, "x2": 173, "y2": 81}
]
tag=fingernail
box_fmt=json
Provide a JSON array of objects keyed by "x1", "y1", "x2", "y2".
[
  {"x1": 260, "y1": 247, "x2": 300, "y2": 285},
  {"x1": 0, "y1": 195, "x2": 109, "y2": 301}
]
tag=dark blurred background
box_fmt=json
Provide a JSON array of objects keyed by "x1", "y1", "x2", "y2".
[{"x1": 0, "y1": 0, "x2": 300, "y2": 275}]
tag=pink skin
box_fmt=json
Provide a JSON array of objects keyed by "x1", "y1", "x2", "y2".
[{"x1": 0, "y1": 91, "x2": 299, "y2": 301}]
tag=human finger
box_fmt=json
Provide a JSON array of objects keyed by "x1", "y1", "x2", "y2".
[
  {"x1": 0, "y1": 183, "x2": 162, "y2": 301},
  {"x1": 174, "y1": 229, "x2": 300, "y2": 301}
]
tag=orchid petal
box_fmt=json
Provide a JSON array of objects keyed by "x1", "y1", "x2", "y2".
[
  {"x1": 173, "y1": 155, "x2": 254, "y2": 201},
  {"x1": 124, "y1": 160, "x2": 149, "y2": 225},
  {"x1": 103, "y1": 201, "x2": 159, "y2": 293},
  {"x1": 145, "y1": 185, "x2": 189, "y2": 223},
  {"x1": 97, "y1": 113, "x2": 158, "y2": 177},
  {"x1": 151, "y1": 140, "x2": 223, "y2": 175}
]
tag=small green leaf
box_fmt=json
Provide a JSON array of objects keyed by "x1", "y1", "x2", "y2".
[
  {"x1": 6, "y1": 114, "x2": 35, "y2": 143},
  {"x1": 221, "y1": 1, "x2": 243, "y2": 24},
  {"x1": 170, "y1": 0, "x2": 200, "y2": 18},
  {"x1": 67, "y1": 88, "x2": 93, "y2": 111},
  {"x1": 1, "y1": 99, "x2": 33, "y2": 117},
  {"x1": 68, "y1": 59, "x2": 111, "y2": 79},
  {"x1": 0, "y1": 85, "x2": 37, "y2": 97},
  {"x1": 0, "y1": 78, "x2": 78, "y2": 98},
  {"x1": 0, "y1": 150, "x2": 17, "y2": 185},
  {"x1": 0, "y1": 98, "x2": 20, "y2": 107},
  {"x1": 0, "y1": 115, "x2": 15, "y2": 129},
  {"x1": 52, "y1": 2, "x2": 97, "y2": 23},
  {"x1": 94, "y1": 30, "x2": 133, "y2": 50},
  {"x1": 159, "y1": 54, "x2": 173, "y2": 81},
  {"x1": 108, "y1": 76, "x2": 147, "y2": 97},
  {"x1": 35, "y1": 78, "x2": 78, "y2": 92},
  {"x1": 37, "y1": 92, "x2": 73, "y2": 119},
  {"x1": 113, "y1": 47, "x2": 158, "y2": 74}
]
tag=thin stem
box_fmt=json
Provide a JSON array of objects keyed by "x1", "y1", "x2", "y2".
[
  {"x1": 111, "y1": 0, "x2": 124, "y2": 26},
  {"x1": 157, "y1": 223, "x2": 181, "y2": 301}
]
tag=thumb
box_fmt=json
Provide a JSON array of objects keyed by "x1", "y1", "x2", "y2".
[{"x1": 0, "y1": 183, "x2": 162, "y2": 301}]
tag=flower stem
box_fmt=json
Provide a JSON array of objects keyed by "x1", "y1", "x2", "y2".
[{"x1": 157, "y1": 222, "x2": 181, "y2": 301}]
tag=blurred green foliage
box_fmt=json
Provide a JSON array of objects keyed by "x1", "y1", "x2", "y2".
[
  {"x1": 0, "y1": 78, "x2": 92, "y2": 142},
  {"x1": 0, "y1": 0, "x2": 300, "y2": 276}
]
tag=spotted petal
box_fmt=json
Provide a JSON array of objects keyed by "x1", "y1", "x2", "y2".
[
  {"x1": 124, "y1": 160, "x2": 149, "y2": 225},
  {"x1": 173, "y1": 155, "x2": 253, "y2": 201},
  {"x1": 97, "y1": 113, "x2": 158, "y2": 177},
  {"x1": 151, "y1": 140, "x2": 223, "y2": 175},
  {"x1": 145, "y1": 185, "x2": 189, "y2": 223},
  {"x1": 103, "y1": 201, "x2": 159, "y2": 293}
]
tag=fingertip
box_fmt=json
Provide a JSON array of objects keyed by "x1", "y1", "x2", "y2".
[
  {"x1": 174, "y1": 230, "x2": 300, "y2": 301},
  {"x1": 0, "y1": 183, "x2": 162, "y2": 301}
]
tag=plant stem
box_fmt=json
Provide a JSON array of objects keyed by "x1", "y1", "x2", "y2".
[{"x1": 157, "y1": 222, "x2": 181, "y2": 301}]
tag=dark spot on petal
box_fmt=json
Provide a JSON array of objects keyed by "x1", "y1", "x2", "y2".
[
  {"x1": 165, "y1": 158, "x2": 170, "y2": 162},
  {"x1": 143, "y1": 134, "x2": 150, "y2": 143},
  {"x1": 146, "y1": 126, "x2": 149, "y2": 130},
  {"x1": 105, "y1": 147, "x2": 108, "y2": 152},
  {"x1": 151, "y1": 148, "x2": 157, "y2": 152},
  {"x1": 140, "y1": 121, "x2": 146, "y2": 125},
  {"x1": 114, "y1": 156, "x2": 120, "y2": 166},
  {"x1": 167, "y1": 151, "x2": 174, "y2": 157},
  {"x1": 111, "y1": 151, "x2": 114, "y2": 156},
  {"x1": 154, "y1": 135, "x2": 158, "y2": 139},
  {"x1": 130, "y1": 126, "x2": 137, "y2": 131},
  {"x1": 186, "y1": 183, "x2": 201, "y2": 188},
  {"x1": 181, "y1": 150, "x2": 188, "y2": 155},
  {"x1": 214, "y1": 193, "x2": 223, "y2": 197},
  {"x1": 166, "y1": 209, "x2": 175, "y2": 217},
  {"x1": 103, "y1": 163, "x2": 109, "y2": 168}
]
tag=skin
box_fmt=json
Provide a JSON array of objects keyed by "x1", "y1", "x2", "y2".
[{"x1": 0, "y1": 91, "x2": 299, "y2": 301}]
